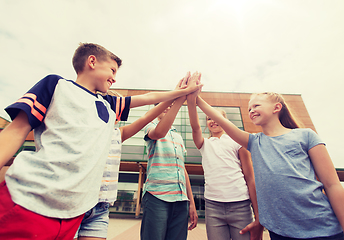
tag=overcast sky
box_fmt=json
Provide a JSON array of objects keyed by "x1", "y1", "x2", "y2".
[{"x1": 0, "y1": 0, "x2": 343, "y2": 168}]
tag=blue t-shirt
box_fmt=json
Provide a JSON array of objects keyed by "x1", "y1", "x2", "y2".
[
  {"x1": 5, "y1": 74, "x2": 131, "y2": 218},
  {"x1": 247, "y1": 128, "x2": 342, "y2": 238}
]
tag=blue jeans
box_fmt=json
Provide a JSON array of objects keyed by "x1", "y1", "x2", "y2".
[
  {"x1": 269, "y1": 231, "x2": 344, "y2": 240},
  {"x1": 140, "y1": 192, "x2": 189, "y2": 240},
  {"x1": 205, "y1": 198, "x2": 254, "y2": 240},
  {"x1": 74, "y1": 202, "x2": 110, "y2": 239}
]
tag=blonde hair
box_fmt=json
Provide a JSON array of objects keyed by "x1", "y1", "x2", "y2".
[
  {"x1": 251, "y1": 92, "x2": 301, "y2": 129},
  {"x1": 206, "y1": 108, "x2": 227, "y2": 137}
]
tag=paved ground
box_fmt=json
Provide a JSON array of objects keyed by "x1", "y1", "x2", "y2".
[{"x1": 107, "y1": 215, "x2": 271, "y2": 240}]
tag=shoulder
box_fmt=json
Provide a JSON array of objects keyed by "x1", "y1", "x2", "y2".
[
  {"x1": 40, "y1": 74, "x2": 64, "y2": 84},
  {"x1": 247, "y1": 132, "x2": 263, "y2": 151},
  {"x1": 32, "y1": 74, "x2": 64, "y2": 89},
  {"x1": 292, "y1": 128, "x2": 324, "y2": 147},
  {"x1": 248, "y1": 132, "x2": 262, "y2": 141},
  {"x1": 222, "y1": 134, "x2": 242, "y2": 149},
  {"x1": 290, "y1": 128, "x2": 319, "y2": 139}
]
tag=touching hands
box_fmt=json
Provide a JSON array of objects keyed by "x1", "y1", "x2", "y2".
[
  {"x1": 186, "y1": 72, "x2": 202, "y2": 101},
  {"x1": 175, "y1": 72, "x2": 191, "y2": 91},
  {"x1": 175, "y1": 71, "x2": 202, "y2": 102}
]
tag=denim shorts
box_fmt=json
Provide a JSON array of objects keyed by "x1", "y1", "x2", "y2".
[{"x1": 74, "y1": 202, "x2": 110, "y2": 239}]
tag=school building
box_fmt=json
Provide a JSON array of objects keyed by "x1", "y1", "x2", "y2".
[{"x1": 1, "y1": 90, "x2": 343, "y2": 218}]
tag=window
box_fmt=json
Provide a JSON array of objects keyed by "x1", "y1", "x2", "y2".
[{"x1": 119, "y1": 105, "x2": 244, "y2": 164}]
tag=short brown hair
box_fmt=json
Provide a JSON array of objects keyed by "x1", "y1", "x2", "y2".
[{"x1": 72, "y1": 43, "x2": 122, "y2": 74}]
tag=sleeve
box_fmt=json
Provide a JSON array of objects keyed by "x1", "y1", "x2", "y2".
[
  {"x1": 199, "y1": 138, "x2": 207, "y2": 155},
  {"x1": 143, "y1": 122, "x2": 155, "y2": 141},
  {"x1": 231, "y1": 137, "x2": 242, "y2": 151},
  {"x1": 103, "y1": 95, "x2": 131, "y2": 121},
  {"x1": 247, "y1": 133, "x2": 258, "y2": 152},
  {"x1": 307, "y1": 128, "x2": 325, "y2": 150},
  {"x1": 5, "y1": 74, "x2": 61, "y2": 129}
]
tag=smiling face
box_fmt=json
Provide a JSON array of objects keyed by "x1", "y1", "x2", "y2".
[
  {"x1": 248, "y1": 94, "x2": 277, "y2": 126},
  {"x1": 93, "y1": 58, "x2": 119, "y2": 93},
  {"x1": 206, "y1": 109, "x2": 226, "y2": 137}
]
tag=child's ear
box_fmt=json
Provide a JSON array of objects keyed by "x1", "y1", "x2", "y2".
[
  {"x1": 87, "y1": 55, "x2": 97, "y2": 69},
  {"x1": 273, "y1": 102, "x2": 283, "y2": 114}
]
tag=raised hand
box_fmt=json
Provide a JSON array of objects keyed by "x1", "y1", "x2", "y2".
[
  {"x1": 175, "y1": 71, "x2": 191, "y2": 91},
  {"x1": 185, "y1": 71, "x2": 202, "y2": 94},
  {"x1": 187, "y1": 72, "x2": 202, "y2": 101}
]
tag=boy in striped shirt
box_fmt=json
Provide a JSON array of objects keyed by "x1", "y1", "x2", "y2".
[{"x1": 140, "y1": 72, "x2": 200, "y2": 240}]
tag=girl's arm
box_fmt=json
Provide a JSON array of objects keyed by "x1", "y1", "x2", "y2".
[
  {"x1": 187, "y1": 90, "x2": 204, "y2": 149},
  {"x1": 184, "y1": 167, "x2": 198, "y2": 230},
  {"x1": 0, "y1": 111, "x2": 31, "y2": 169},
  {"x1": 196, "y1": 96, "x2": 250, "y2": 148},
  {"x1": 120, "y1": 100, "x2": 175, "y2": 142},
  {"x1": 309, "y1": 144, "x2": 344, "y2": 230},
  {"x1": 238, "y1": 147, "x2": 264, "y2": 239}
]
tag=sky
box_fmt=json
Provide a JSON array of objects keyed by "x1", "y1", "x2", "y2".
[{"x1": 0, "y1": 0, "x2": 343, "y2": 168}]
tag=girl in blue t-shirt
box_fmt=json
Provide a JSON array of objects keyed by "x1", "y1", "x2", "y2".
[{"x1": 195, "y1": 91, "x2": 344, "y2": 240}]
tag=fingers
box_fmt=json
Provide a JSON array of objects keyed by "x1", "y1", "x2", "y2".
[
  {"x1": 188, "y1": 217, "x2": 197, "y2": 230},
  {"x1": 188, "y1": 210, "x2": 198, "y2": 230},
  {"x1": 181, "y1": 71, "x2": 190, "y2": 88},
  {"x1": 176, "y1": 71, "x2": 191, "y2": 90},
  {"x1": 197, "y1": 72, "x2": 202, "y2": 84},
  {"x1": 239, "y1": 225, "x2": 250, "y2": 235},
  {"x1": 188, "y1": 221, "x2": 196, "y2": 230}
]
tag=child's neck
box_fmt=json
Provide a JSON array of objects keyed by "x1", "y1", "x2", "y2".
[
  {"x1": 75, "y1": 73, "x2": 97, "y2": 94},
  {"x1": 262, "y1": 120, "x2": 291, "y2": 137},
  {"x1": 211, "y1": 131, "x2": 224, "y2": 138}
]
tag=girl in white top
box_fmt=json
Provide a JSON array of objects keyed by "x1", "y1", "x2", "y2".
[{"x1": 187, "y1": 87, "x2": 263, "y2": 240}]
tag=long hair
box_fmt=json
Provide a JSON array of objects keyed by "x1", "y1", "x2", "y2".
[
  {"x1": 252, "y1": 92, "x2": 301, "y2": 129},
  {"x1": 206, "y1": 108, "x2": 227, "y2": 137}
]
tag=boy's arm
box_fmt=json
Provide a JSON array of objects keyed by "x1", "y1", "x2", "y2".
[
  {"x1": 196, "y1": 96, "x2": 250, "y2": 148},
  {"x1": 120, "y1": 100, "x2": 175, "y2": 142},
  {"x1": 147, "y1": 96, "x2": 185, "y2": 140},
  {"x1": 129, "y1": 72, "x2": 200, "y2": 108},
  {"x1": 184, "y1": 167, "x2": 198, "y2": 230},
  {"x1": 0, "y1": 111, "x2": 31, "y2": 169},
  {"x1": 187, "y1": 88, "x2": 204, "y2": 149},
  {"x1": 122, "y1": 74, "x2": 190, "y2": 141}
]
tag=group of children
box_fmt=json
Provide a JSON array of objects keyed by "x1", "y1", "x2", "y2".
[{"x1": 0, "y1": 43, "x2": 343, "y2": 240}]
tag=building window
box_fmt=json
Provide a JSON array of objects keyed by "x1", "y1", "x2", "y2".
[{"x1": 119, "y1": 105, "x2": 243, "y2": 164}]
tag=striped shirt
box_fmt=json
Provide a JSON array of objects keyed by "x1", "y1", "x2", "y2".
[
  {"x1": 98, "y1": 127, "x2": 121, "y2": 204},
  {"x1": 143, "y1": 121, "x2": 188, "y2": 202}
]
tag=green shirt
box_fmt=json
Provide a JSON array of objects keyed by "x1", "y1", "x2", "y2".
[{"x1": 143, "y1": 121, "x2": 188, "y2": 202}]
